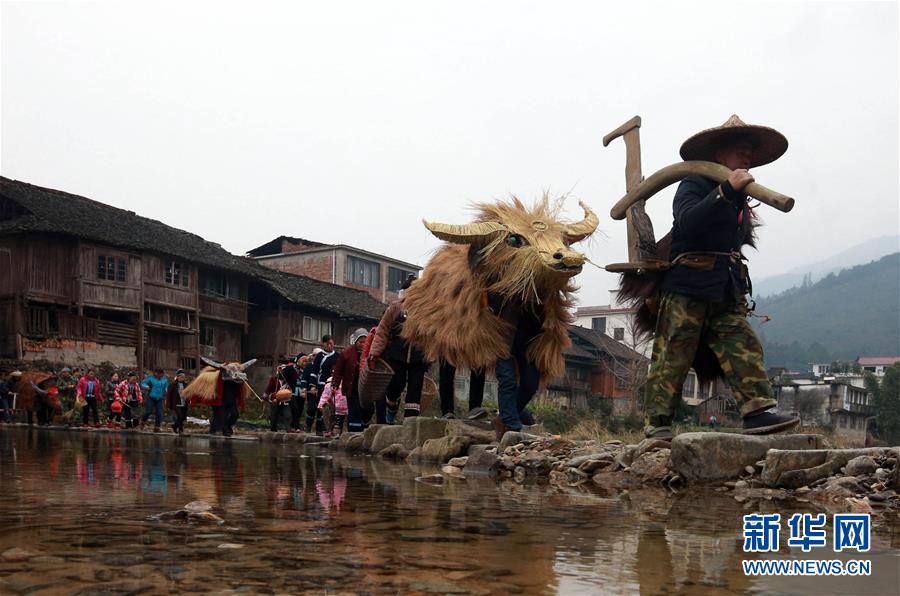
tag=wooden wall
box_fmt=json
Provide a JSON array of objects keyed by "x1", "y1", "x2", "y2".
[{"x1": 79, "y1": 242, "x2": 142, "y2": 311}]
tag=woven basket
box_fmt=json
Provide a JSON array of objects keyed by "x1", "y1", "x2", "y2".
[
  {"x1": 358, "y1": 358, "x2": 394, "y2": 407},
  {"x1": 419, "y1": 375, "x2": 437, "y2": 412}
]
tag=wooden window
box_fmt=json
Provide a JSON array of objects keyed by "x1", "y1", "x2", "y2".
[
  {"x1": 388, "y1": 266, "x2": 415, "y2": 292},
  {"x1": 180, "y1": 357, "x2": 196, "y2": 371},
  {"x1": 681, "y1": 372, "x2": 696, "y2": 397},
  {"x1": 98, "y1": 255, "x2": 127, "y2": 282},
  {"x1": 346, "y1": 256, "x2": 381, "y2": 288},
  {"x1": 592, "y1": 317, "x2": 606, "y2": 333},
  {"x1": 202, "y1": 275, "x2": 240, "y2": 300},
  {"x1": 301, "y1": 316, "x2": 332, "y2": 342},
  {"x1": 613, "y1": 327, "x2": 625, "y2": 341},
  {"x1": 165, "y1": 261, "x2": 189, "y2": 287},
  {"x1": 200, "y1": 322, "x2": 216, "y2": 347}
]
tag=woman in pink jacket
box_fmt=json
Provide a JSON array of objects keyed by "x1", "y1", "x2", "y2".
[{"x1": 76, "y1": 369, "x2": 104, "y2": 428}]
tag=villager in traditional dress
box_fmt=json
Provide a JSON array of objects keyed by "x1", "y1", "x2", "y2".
[
  {"x1": 332, "y1": 328, "x2": 371, "y2": 433},
  {"x1": 641, "y1": 115, "x2": 800, "y2": 439},
  {"x1": 368, "y1": 276, "x2": 429, "y2": 423},
  {"x1": 166, "y1": 369, "x2": 189, "y2": 434},
  {"x1": 76, "y1": 368, "x2": 103, "y2": 428},
  {"x1": 401, "y1": 197, "x2": 598, "y2": 439},
  {"x1": 183, "y1": 358, "x2": 256, "y2": 437},
  {"x1": 265, "y1": 359, "x2": 295, "y2": 432},
  {"x1": 114, "y1": 372, "x2": 143, "y2": 429},
  {"x1": 105, "y1": 372, "x2": 120, "y2": 425},
  {"x1": 305, "y1": 337, "x2": 337, "y2": 434},
  {"x1": 0, "y1": 370, "x2": 21, "y2": 423}
]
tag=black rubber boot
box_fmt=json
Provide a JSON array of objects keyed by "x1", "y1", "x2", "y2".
[
  {"x1": 742, "y1": 410, "x2": 800, "y2": 435},
  {"x1": 644, "y1": 415, "x2": 674, "y2": 440}
]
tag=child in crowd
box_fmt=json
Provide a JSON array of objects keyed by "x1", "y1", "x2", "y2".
[{"x1": 317, "y1": 376, "x2": 348, "y2": 437}]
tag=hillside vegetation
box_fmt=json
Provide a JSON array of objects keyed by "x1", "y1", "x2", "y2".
[{"x1": 753, "y1": 253, "x2": 900, "y2": 370}]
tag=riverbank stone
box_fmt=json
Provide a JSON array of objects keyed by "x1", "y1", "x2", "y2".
[
  {"x1": 337, "y1": 432, "x2": 364, "y2": 453},
  {"x1": 369, "y1": 425, "x2": 407, "y2": 454},
  {"x1": 498, "y1": 431, "x2": 539, "y2": 452},
  {"x1": 402, "y1": 417, "x2": 449, "y2": 451},
  {"x1": 464, "y1": 445, "x2": 500, "y2": 477},
  {"x1": 761, "y1": 447, "x2": 891, "y2": 488},
  {"x1": 420, "y1": 435, "x2": 473, "y2": 463},
  {"x1": 445, "y1": 420, "x2": 495, "y2": 445},
  {"x1": 670, "y1": 432, "x2": 826, "y2": 483}
]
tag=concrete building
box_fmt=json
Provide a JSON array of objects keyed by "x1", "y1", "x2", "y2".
[
  {"x1": 856, "y1": 356, "x2": 900, "y2": 377},
  {"x1": 772, "y1": 375, "x2": 875, "y2": 446},
  {"x1": 247, "y1": 236, "x2": 421, "y2": 304},
  {"x1": 574, "y1": 290, "x2": 650, "y2": 357}
]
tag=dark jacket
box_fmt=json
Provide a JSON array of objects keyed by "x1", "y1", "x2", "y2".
[
  {"x1": 166, "y1": 380, "x2": 188, "y2": 410},
  {"x1": 370, "y1": 299, "x2": 427, "y2": 365},
  {"x1": 308, "y1": 350, "x2": 337, "y2": 394},
  {"x1": 281, "y1": 363, "x2": 299, "y2": 389},
  {"x1": 661, "y1": 175, "x2": 752, "y2": 301}
]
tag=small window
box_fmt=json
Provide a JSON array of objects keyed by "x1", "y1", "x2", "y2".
[
  {"x1": 613, "y1": 327, "x2": 625, "y2": 341},
  {"x1": 98, "y1": 255, "x2": 127, "y2": 282},
  {"x1": 302, "y1": 316, "x2": 332, "y2": 342},
  {"x1": 202, "y1": 275, "x2": 240, "y2": 300},
  {"x1": 180, "y1": 357, "x2": 196, "y2": 372},
  {"x1": 200, "y1": 322, "x2": 216, "y2": 347},
  {"x1": 165, "y1": 261, "x2": 189, "y2": 287},
  {"x1": 682, "y1": 372, "x2": 696, "y2": 397},
  {"x1": 592, "y1": 317, "x2": 607, "y2": 333},
  {"x1": 388, "y1": 266, "x2": 415, "y2": 292},
  {"x1": 346, "y1": 256, "x2": 381, "y2": 288}
]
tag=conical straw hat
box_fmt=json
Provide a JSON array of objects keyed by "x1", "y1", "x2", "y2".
[{"x1": 680, "y1": 114, "x2": 788, "y2": 168}]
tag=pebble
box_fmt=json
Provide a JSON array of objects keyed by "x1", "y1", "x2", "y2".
[
  {"x1": 744, "y1": 466, "x2": 756, "y2": 476},
  {"x1": 217, "y1": 543, "x2": 244, "y2": 549},
  {"x1": 513, "y1": 466, "x2": 526, "y2": 483},
  {"x1": 441, "y1": 465, "x2": 463, "y2": 476},
  {"x1": 734, "y1": 480, "x2": 748, "y2": 489}
]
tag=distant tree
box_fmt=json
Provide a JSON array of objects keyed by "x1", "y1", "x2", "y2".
[{"x1": 871, "y1": 364, "x2": 900, "y2": 444}]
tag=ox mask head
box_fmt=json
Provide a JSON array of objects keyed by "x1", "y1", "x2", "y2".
[
  {"x1": 201, "y1": 357, "x2": 257, "y2": 383},
  {"x1": 424, "y1": 197, "x2": 598, "y2": 300}
]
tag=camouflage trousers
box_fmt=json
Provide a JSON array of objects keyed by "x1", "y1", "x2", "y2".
[{"x1": 644, "y1": 291, "x2": 776, "y2": 422}]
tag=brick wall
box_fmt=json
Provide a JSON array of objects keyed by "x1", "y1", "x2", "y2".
[{"x1": 264, "y1": 254, "x2": 335, "y2": 284}]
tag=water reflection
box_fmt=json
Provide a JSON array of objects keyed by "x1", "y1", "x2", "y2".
[{"x1": 0, "y1": 428, "x2": 897, "y2": 595}]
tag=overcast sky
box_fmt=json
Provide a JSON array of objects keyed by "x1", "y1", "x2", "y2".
[{"x1": 2, "y1": 1, "x2": 898, "y2": 307}]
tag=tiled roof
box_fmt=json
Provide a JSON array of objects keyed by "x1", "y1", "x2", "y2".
[{"x1": 0, "y1": 177, "x2": 385, "y2": 322}]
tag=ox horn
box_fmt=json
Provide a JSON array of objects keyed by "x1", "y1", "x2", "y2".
[
  {"x1": 423, "y1": 220, "x2": 508, "y2": 244},
  {"x1": 563, "y1": 200, "x2": 599, "y2": 244},
  {"x1": 200, "y1": 356, "x2": 225, "y2": 370},
  {"x1": 239, "y1": 359, "x2": 257, "y2": 371}
]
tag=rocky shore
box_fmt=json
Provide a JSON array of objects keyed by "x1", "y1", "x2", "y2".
[{"x1": 331, "y1": 417, "x2": 900, "y2": 522}]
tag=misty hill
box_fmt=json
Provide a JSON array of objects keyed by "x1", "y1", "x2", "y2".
[
  {"x1": 753, "y1": 253, "x2": 900, "y2": 370},
  {"x1": 754, "y1": 235, "x2": 900, "y2": 298}
]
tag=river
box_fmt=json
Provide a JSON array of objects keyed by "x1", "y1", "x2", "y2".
[{"x1": 0, "y1": 428, "x2": 897, "y2": 594}]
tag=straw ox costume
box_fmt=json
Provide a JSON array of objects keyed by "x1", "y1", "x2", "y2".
[
  {"x1": 183, "y1": 357, "x2": 256, "y2": 436},
  {"x1": 401, "y1": 197, "x2": 598, "y2": 436}
]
